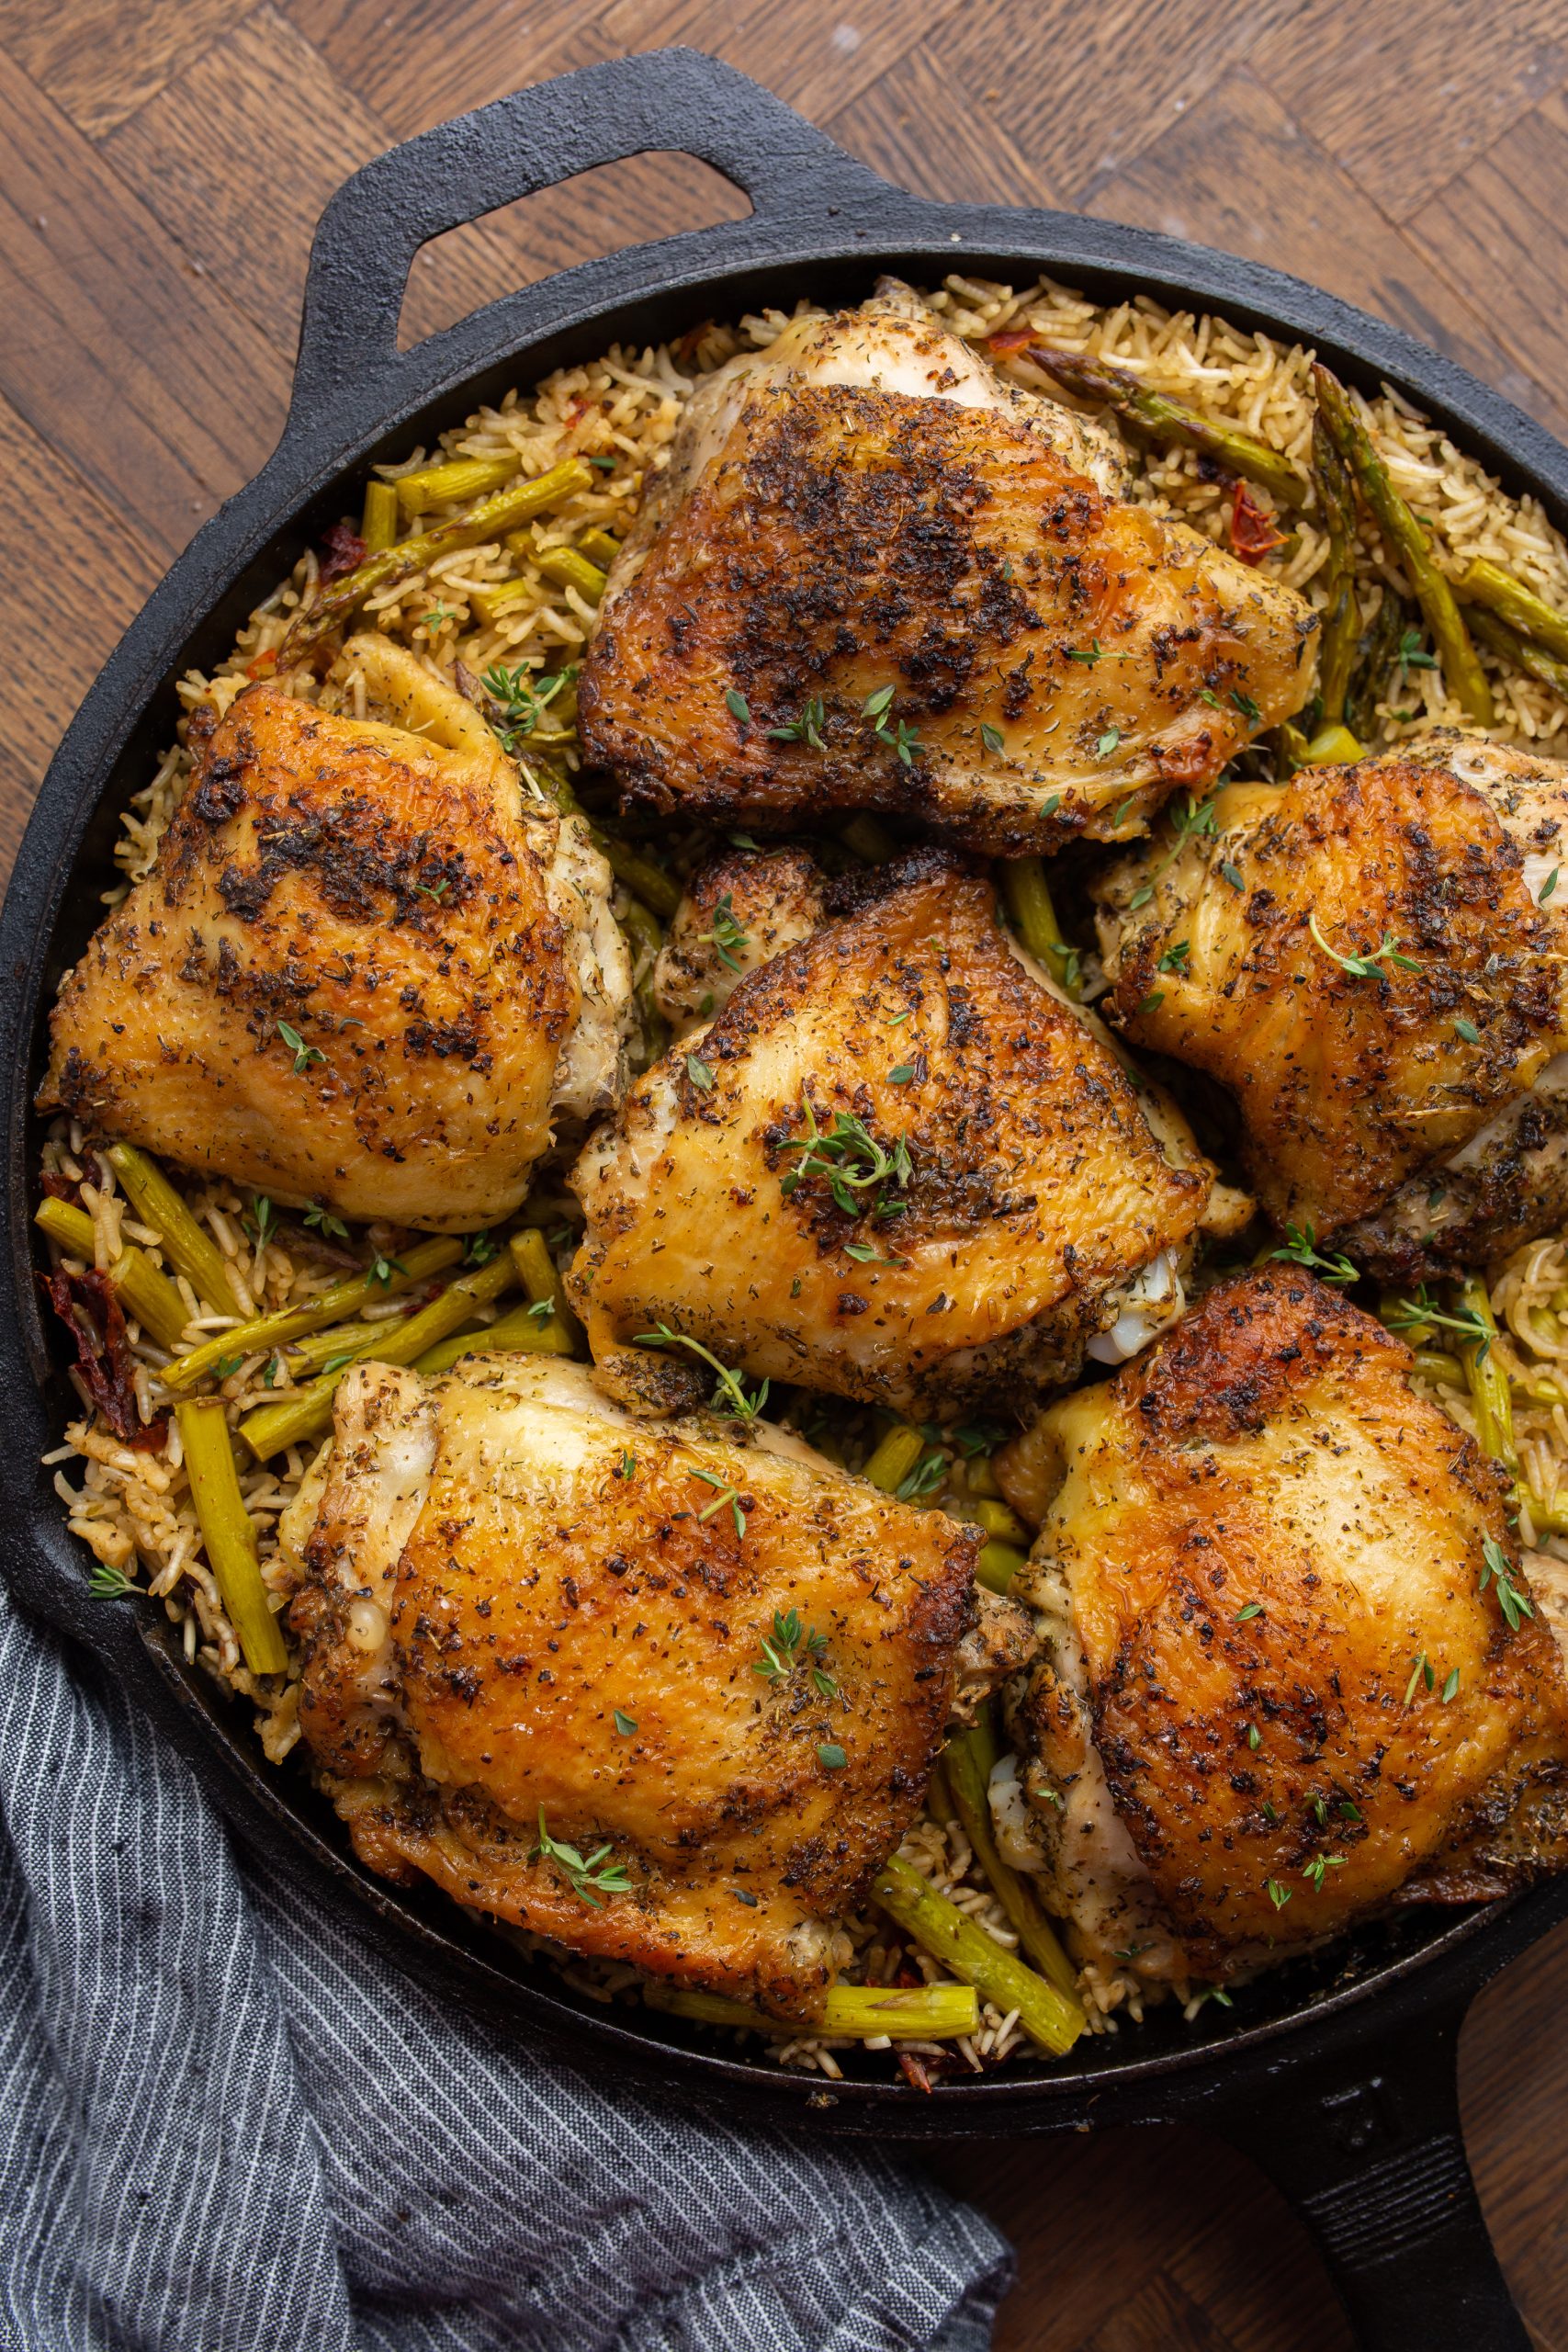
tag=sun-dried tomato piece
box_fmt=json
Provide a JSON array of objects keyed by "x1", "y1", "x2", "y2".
[
  {"x1": 986, "y1": 327, "x2": 1041, "y2": 357},
  {"x1": 897, "y1": 2049, "x2": 936, "y2": 2094},
  {"x1": 41, "y1": 1266, "x2": 165, "y2": 1449},
  {"x1": 1229, "y1": 481, "x2": 1289, "y2": 564},
  {"x1": 318, "y1": 519, "x2": 367, "y2": 586}
]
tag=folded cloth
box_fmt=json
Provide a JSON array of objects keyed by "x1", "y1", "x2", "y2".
[{"x1": 0, "y1": 1590, "x2": 1012, "y2": 2352}]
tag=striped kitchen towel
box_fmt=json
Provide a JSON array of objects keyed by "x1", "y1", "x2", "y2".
[{"x1": 0, "y1": 1589, "x2": 1012, "y2": 2352}]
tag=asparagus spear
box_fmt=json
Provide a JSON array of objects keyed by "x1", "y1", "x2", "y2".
[
  {"x1": 1456, "y1": 1273, "x2": 1519, "y2": 1479},
  {"x1": 509, "y1": 1226, "x2": 579, "y2": 1351},
  {"x1": 286, "y1": 1318, "x2": 403, "y2": 1374},
  {"x1": 1275, "y1": 719, "x2": 1311, "y2": 778},
  {"x1": 104, "y1": 1143, "x2": 246, "y2": 1314},
  {"x1": 536, "y1": 548, "x2": 608, "y2": 605},
  {"x1": 283, "y1": 458, "x2": 592, "y2": 658},
  {"x1": 1313, "y1": 367, "x2": 1492, "y2": 725},
  {"x1": 164, "y1": 1235, "x2": 464, "y2": 1391},
  {"x1": 972, "y1": 1498, "x2": 1030, "y2": 1544},
  {"x1": 468, "y1": 577, "x2": 539, "y2": 628},
  {"x1": 590, "y1": 831, "x2": 680, "y2": 920},
  {"x1": 620, "y1": 896, "x2": 669, "y2": 1059},
  {"x1": 976, "y1": 1540, "x2": 1028, "y2": 1596},
  {"x1": 944, "y1": 1711, "x2": 1081, "y2": 2000},
  {"x1": 862, "y1": 1424, "x2": 929, "y2": 1495},
  {"x1": 528, "y1": 765, "x2": 682, "y2": 918},
  {"x1": 238, "y1": 1251, "x2": 516, "y2": 1458},
  {"x1": 1303, "y1": 724, "x2": 1364, "y2": 766},
  {"x1": 872, "y1": 1852, "x2": 1085, "y2": 2056},
  {"x1": 413, "y1": 1296, "x2": 576, "y2": 1375},
  {"x1": 393, "y1": 453, "x2": 520, "y2": 518},
  {"x1": 1021, "y1": 346, "x2": 1306, "y2": 507},
  {"x1": 1311, "y1": 412, "x2": 1361, "y2": 727},
  {"x1": 838, "y1": 814, "x2": 898, "y2": 864},
  {"x1": 175, "y1": 1399, "x2": 289, "y2": 1675},
  {"x1": 579, "y1": 527, "x2": 622, "y2": 570},
  {"x1": 34, "y1": 1197, "x2": 192, "y2": 1352},
  {"x1": 360, "y1": 481, "x2": 400, "y2": 552},
  {"x1": 642, "y1": 1978, "x2": 981, "y2": 2039},
  {"x1": 1457, "y1": 556, "x2": 1568, "y2": 664},
  {"x1": 1344, "y1": 589, "x2": 1408, "y2": 741},
  {"x1": 999, "y1": 859, "x2": 1083, "y2": 999},
  {"x1": 1466, "y1": 606, "x2": 1568, "y2": 702}
]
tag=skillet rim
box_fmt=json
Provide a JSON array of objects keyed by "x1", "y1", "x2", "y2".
[{"x1": 4, "y1": 46, "x2": 1568, "y2": 2135}]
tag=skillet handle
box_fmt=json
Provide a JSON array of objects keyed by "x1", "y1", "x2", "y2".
[
  {"x1": 288, "y1": 50, "x2": 886, "y2": 422},
  {"x1": 1207, "y1": 1997, "x2": 1528, "y2": 2350}
]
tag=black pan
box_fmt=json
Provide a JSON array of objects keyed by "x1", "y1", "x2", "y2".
[{"x1": 2, "y1": 50, "x2": 1562, "y2": 2351}]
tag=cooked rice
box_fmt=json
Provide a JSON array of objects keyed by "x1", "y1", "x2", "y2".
[{"x1": 37, "y1": 269, "x2": 1568, "y2": 2074}]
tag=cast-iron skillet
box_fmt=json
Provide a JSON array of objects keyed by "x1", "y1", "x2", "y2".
[{"x1": 2, "y1": 50, "x2": 1563, "y2": 2351}]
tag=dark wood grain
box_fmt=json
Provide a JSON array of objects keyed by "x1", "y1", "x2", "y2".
[{"x1": 4, "y1": 5, "x2": 1568, "y2": 2345}]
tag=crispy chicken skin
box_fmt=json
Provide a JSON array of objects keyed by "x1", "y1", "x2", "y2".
[
  {"x1": 995, "y1": 1271, "x2": 1568, "y2": 1990},
  {"x1": 568, "y1": 849, "x2": 1212, "y2": 1419},
  {"x1": 39, "y1": 646, "x2": 631, "y2": 1231},
  {"x1": 579, "y1": 288, "x2": 1315, "y2": 854},
  {"x1": 651, "y1": 845, "x2": 827, "y2": 1035},
  {"x1": 1093, "y1": 735, "x2": 1568, "y2": 1276},
  {"x1": 291, "y1": 1355, "x2": 1001, "y2": 2018}
]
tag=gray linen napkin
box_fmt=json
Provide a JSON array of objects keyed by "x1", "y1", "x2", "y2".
[{"x1": 0, "y1": 1589, "x2": 1012, "y2": 2352}]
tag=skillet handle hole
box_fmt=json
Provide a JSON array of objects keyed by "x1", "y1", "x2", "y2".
[{"x1": 398, "y1": 155, "x2": 753, "y2": 353}]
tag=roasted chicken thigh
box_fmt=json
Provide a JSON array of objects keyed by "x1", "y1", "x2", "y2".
[
  {"x1": 289, "y1": 1354, "x2": 1015, "y2": 2018},
  {"x1": 579, "y1": 287, "x2": 1315, "y2": 854},
  {"x1": 39, "y1": 641, "x2": 632, "y2": 1231},
  {"x1": 990, "y1": 1269, "x2": 1568, "y2": 1991},
  {"x1": 569, "y1": 848, "x2": 1218, "y2": 1419},
  {"x1": 1093, "y1": 735, "x2": 1568, "y2": 1276}
]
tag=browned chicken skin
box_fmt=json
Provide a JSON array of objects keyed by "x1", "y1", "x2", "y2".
[
  {"x1": 1093, "y1": 735, "x2": 1568, "y2": 1276},
  {"x1": 652, "y1": 845, "x2": 828, "y2": 1035},
  {"x1": 580, "y1": 291, "x2": 1316, "y2": 854},
  {"x1": 991, "y1": 1271, "x2": 1568, "y2": 1990},
  {"x1": 290, "y1": 1354, "x2": 1016, "y2": 2018},
  {"x1": 569, "y1": 849, "x2": 1215, "y2": 1420},
  {"x1": 39, "y1": 650, "x2": 631, "y2": 1231}
]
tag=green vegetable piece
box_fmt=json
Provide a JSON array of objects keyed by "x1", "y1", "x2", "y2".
[
  {"x1": 1314, "y1": 366, "x2": 1492, "y2": 725},
  {"x1": 176, "y1": 1398, "x2": 289, "y2": 1675},
  {"x1": 872, "y1": 1851, "x2": 1085, "y2": 2057}
]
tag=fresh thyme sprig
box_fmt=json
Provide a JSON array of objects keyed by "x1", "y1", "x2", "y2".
[
  {"x1": 1302, "y1": 1853, "x2": 1348, "y2": 1891},
  {"x1": 533, "y1": 1810, "x2": 630, "y2": 1906},
  {"x1": 304, "y1": 1204, "x2": 351, "y2": 1243},
  {"x1": 897, "y1": 1449, "x2": 948, "y2": 1503},
  {"x1": 705, "y1": 893, "x2": 750, "y2": 973},
  {"x1": 276, "y1": 1019, "x2": 324, "y2": 1074},
  {"x1": 1269, "y1": 1220, "x2": 1359, "y2": 1285},
  {"x1": 1126, "y1": 793, "x2": 1219, "y2": 910},
  {"x1": 1480, "y1": 1533, "x2": 1535, "y2": 1631},
  {"x1": 480, "y1": 662, "x2": 572, "y2": 754},
  {"x1": 863, "y1": 684, "x2": 921, "y2": 765},
  {"x1": 634, "y1": 1323, "x2": 768, "y2": 1419},
  {"x1": 1308, "y1": 910, "x2": 1422, "y2": 980},
  {"x1": 752, "y1": 1607, "x2": 837, "y2": 1696},
  {"x1": 768, "y1": 695, "x2": 826, "y2": 750},
  {"x1": 777, "y1": 1097, "x2": 912, "y2": 1222},
  {"x1": 245, "y1": 1196, "x2": 277, "y2": 1251},
  {"x1": 688, "y1": 1464, "x2": 750, "y2": 1538},
  {"x1": 1382, "y1": 1286, "x2": 1492, "y2": 1359}
]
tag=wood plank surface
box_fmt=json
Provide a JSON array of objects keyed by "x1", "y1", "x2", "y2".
[{"x1": 3, "y1": 4, "x2": 1567, "y2": 2344}]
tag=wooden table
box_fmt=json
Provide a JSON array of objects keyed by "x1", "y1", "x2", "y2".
[{"x1": 3, "y1": 3, "x2": 1566, "y2": 2342}]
